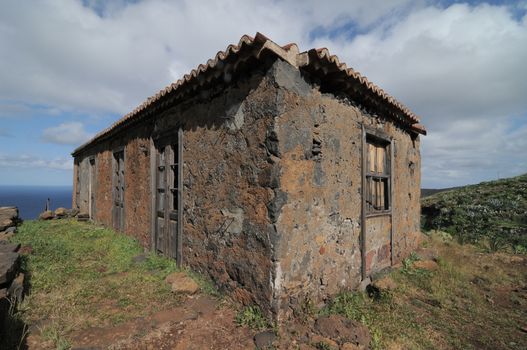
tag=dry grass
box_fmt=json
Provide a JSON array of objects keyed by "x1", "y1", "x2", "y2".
[
  {"x1": 325, "y1": 232, "x2": 527, "y2": 350},
  {"x1": 8, "y1": 219, "x2": 214, "y2": 349}
]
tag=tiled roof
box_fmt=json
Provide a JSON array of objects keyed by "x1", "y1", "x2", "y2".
[{"x1": 73, "y1": 33, "x2": 425, "y2": 155}]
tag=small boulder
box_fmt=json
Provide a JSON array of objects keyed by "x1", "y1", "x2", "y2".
[
  {"x1": 413, "y1": 260, "x2": 439, "y2": 271},
  {"x1": 70, "y1": 208, "x2": 80, "y2": 217},
  {"x1": 415, "y1": 247, "x2": 439, "y2": 261},
  {"x1": 341, "y1": 343, "x2": 364, "y2": 350},
  {"x1": 314, "y1": 315, "x2": 371, "y2": 347},
  {"x1": 5, "y1": 226, "x2": 16, "y2": 234},
  {"x1": 311, "y1": 334, "x2": 338, "y2": 349},
  {"x1": 254, "y1": 330, "x2": 276, "y2": 348},
  {"x1": 372, "y1": 275, "x2": 397, "y2": 291},
  {"x1": 165, "y1": 272, "x2": 200, "y2": 294},
  {"x1": 54, "y1": 207, "x2": 68, "y2": 217},
  {"x1": 132, "y1": 254, "x2": 147, "y2": 264},
  {"x1": 39, "y1": 211, "x2": 54, "y2": 220}
]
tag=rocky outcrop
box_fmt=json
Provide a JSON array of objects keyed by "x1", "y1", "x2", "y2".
[
  {"x1": 38, "y1": 208, "x2": 85, "y2": 221},
  {"x1": 0, "y1": 207, "x2": 20, "y2": 232},
  {"x1": 0, "y1": 207, "x2": 25, "y2": 335},
  {"x1": 54, "y1": 207, "x2": 68, "y2": 218},
  {"x1": 39, "y1": 210, "x2": 54, "y2": 220}
]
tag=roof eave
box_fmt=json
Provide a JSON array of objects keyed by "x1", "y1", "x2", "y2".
[{"x1": 72, "y1": 33, "x2": 426, "y2": 157}]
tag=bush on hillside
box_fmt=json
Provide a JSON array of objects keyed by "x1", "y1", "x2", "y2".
[{"x1": 421, "y1": 174, "x2": 527, "y2": 252}]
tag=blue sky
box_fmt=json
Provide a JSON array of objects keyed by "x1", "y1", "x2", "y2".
[{"x1": 1, "y1": 0, "x2": 526, "y2": 187}]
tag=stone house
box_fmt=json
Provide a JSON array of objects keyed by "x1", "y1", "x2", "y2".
[{"x1": 72, "y1": 33, "x2": 426, "y2": 319}]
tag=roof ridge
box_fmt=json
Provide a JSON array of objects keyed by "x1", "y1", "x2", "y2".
[{"x1": 73, "y1": 33, "x2": 424, "y2": 155}]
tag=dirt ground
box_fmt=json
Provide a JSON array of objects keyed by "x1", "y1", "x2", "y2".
[{"x1": 25, "y1": 295, "x2": 255, "y2": 350}]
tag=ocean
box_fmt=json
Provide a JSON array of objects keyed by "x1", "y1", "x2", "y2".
[{"x1": 0, "y1": 185, "x2": 73, "y2": 220}]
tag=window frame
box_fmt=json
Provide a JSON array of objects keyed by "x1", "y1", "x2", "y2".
[{"x1": 365, "y1": 132, "x2": 392, "y2": 217}]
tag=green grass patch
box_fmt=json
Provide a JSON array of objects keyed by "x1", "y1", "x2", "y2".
[
  {"x1": 6, "y1": 219, "x2": 210, "y2": 349},
  {"x1": 235, "y1": 305, "x2": 270, "y2": 330}
]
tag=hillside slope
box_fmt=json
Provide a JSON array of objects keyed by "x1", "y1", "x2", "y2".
[{"x1": 421, "y1": 174, "x2": 527, "y2": 252}]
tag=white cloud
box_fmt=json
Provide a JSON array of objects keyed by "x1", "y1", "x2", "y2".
[
  {"x1": 311, "y1": 3, "x2": 527, "y2": 187},
  {"x1": 0, "y1": 0, "x2": 416, "y2": 115},
  {"x1": 42, "y1": 122, "x2": 93, "y2": 145},
  {"x1": 0, "y1": 154, "x2": 72, "y2": 170},
  {"x1": 421, "y1": 117, "x2": 527, "y2": 187},
  {"x1": 0, "y1": 1, "x2": 526, "y2": 187}
]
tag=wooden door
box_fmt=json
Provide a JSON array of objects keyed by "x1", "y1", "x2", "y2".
[
  {"x1": 89, "y1": 157, "x2": 96, "y2": 219},
  {"x1": 154, "y1": 129, "x2": 182, "y2": 265},
  {"x1": 113, "y1": 150, "x2": 125, "y2": 231},
  {"x1": 360, "y1": 126, "x2": 395, "y2": 280}
]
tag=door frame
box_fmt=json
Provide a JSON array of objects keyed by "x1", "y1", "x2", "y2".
[
  {"x1": 112, "y1": 147, "x2": 125, "y2": 232},
  {"x1": 360, "y1": 125, "x2": 395, "y2": 280},
  {"x1": 150, "y1": 128, "x2": 183, "y2": 266},
  {"x1": 88, "y1": 156, "x2": 96, "y2": 220}
]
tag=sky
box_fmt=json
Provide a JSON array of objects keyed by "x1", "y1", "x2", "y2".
[{"x1": 0, "y1": 0, "x2": 526, "y2": 188}]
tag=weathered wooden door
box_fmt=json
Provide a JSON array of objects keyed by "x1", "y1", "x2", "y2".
[
  {"x1": 361, "y1": 126, "x2": 394, "y2": 280},
  {"x1": 113, "y1": 150, "x2": 125, "y2": 231},
  {"x1": 89, "y1": 157, "x2": 96, "y2": 219},
  {"x1": 154, "y1": 129, "x2": 182, "y2": 265}
]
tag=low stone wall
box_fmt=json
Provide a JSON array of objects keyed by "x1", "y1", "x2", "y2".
[{"x1": 0, "y1": 206, "x2": 24, "y2": 336}]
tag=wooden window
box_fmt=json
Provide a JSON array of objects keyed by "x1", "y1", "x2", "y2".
[
  {"x1": 156, "y1": 148, "x2": 166, "y2": 215},
  {"x1": 170, "y1": 142, "x2": 179, "y2": 211},
  {"x1": 366, "y1": 137, "x2": 391, "y2": 213}
]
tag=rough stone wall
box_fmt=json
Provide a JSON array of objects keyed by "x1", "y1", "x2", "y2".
[
  {"x1": 121, "y1": 133, "x2": 151, "y2": 247},
  {"x1": 71, "y1": 57, "x2": 421, "y2": 321},
  {"x1": 74, "y1": 125, "x2": 153, "y2": 247},
  {"x1": 391, "y1": 132, "x2": 421, "y2": 262},
  {"x1": 73, "y1": 59, "x2": 281, "y2": 316},
  {"x1": 269, "y1": 60, "x2": 421, "y2": 319},
  {"x1": 152, "y1": 65, "x2": 279, "y2": 315},
  {"x1": 365, "y1": 215, "x2": 391, "y2": 274}
]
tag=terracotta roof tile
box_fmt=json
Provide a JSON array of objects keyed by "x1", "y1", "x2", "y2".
[{"x1": 73, "y1": 33, "x2": 424, "y2": 155}]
